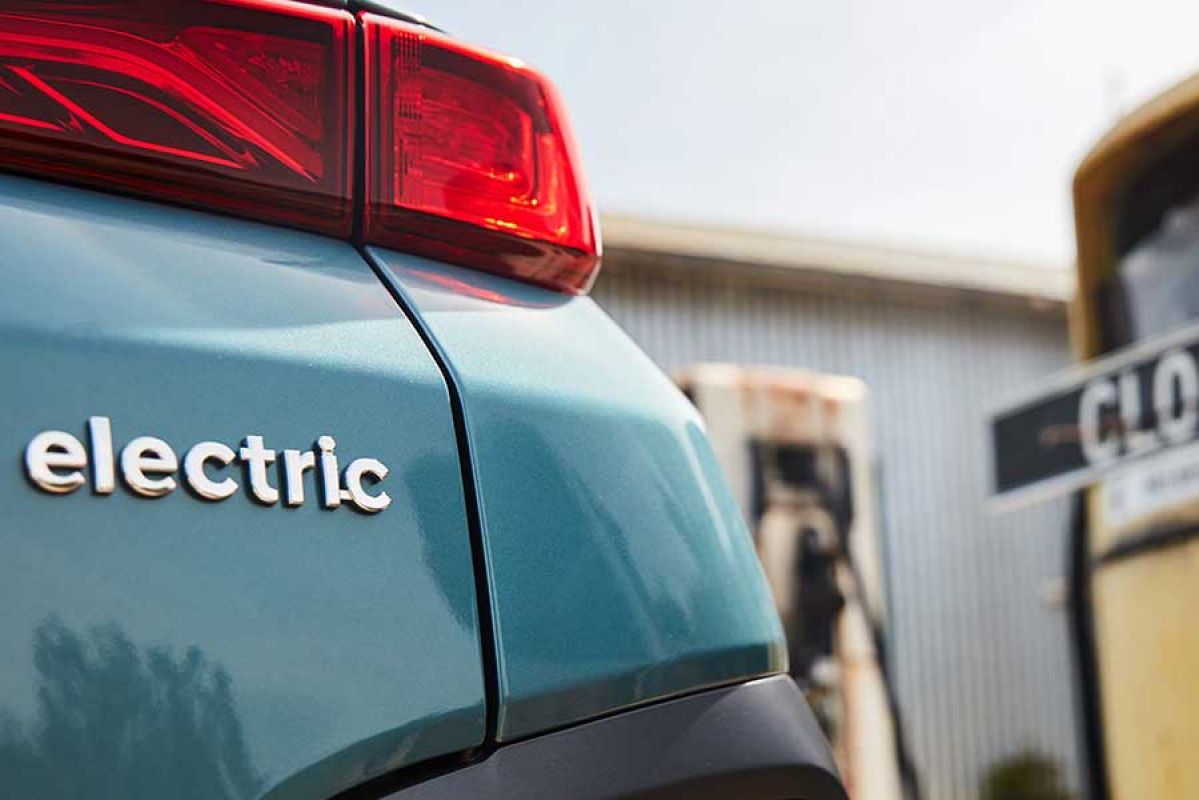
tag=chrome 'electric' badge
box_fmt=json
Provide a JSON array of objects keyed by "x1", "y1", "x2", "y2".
[{"x1": 23, "y1": 417, "x2": 391, "y2": 513}]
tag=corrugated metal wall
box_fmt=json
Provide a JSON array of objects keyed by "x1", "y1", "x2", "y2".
[{"x1": 593, "y1": 262, "x2": 1077, "y2": 800}]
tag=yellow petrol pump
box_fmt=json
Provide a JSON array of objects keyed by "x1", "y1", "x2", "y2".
[
  {"x1": 1071, "y1": 74, "x2": 1199, "y2": 800},
  {"x1": 992, "y1": 73, "x2": 1199, "y2": 799}
]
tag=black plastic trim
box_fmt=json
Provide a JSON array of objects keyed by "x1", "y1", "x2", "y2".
[
  {"x1": 387, "y1": 676, "x2": 846, "y2": 800},
  {"x1": 303, "y1": 0, "x2": 443, "y2": 31},
  {"x1": 349, "y1": 1, "x2": 443, "y2": 31}
]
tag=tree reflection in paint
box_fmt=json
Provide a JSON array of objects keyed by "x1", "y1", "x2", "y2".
[{"x1": 0, "y1": 618, "x2": 264, "y2": 800}]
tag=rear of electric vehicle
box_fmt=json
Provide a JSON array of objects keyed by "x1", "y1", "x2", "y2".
[{"x1": 0, "y1": 2, "x2": 846, "y2": 797}]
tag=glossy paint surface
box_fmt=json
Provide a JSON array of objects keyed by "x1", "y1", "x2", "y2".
[
  {"x1": 0, "y1": 176, "x2": 485, "y2": 799},
  {"x1": 371, "y1": 249, "x2": 786, "y2": 741}
]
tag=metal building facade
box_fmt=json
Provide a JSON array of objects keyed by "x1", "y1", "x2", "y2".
[{"x1": 592, "y1": 219, "x2": 1078, "y2": 800}]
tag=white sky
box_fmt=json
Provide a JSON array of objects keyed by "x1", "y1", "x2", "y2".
[{"x1": 419, "y1": 0, "x2": 1199, "y2": 267}]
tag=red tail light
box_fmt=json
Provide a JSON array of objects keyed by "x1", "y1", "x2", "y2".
[
  {"x1": 0, "y1": 0, "x2": 354, "y2": 236},
  {"x1": 0, "y1": 4, "x2": 600, "y2": 293},
  {"x1": 362, "y1": 15, "x2": 600, "y2": 294}
]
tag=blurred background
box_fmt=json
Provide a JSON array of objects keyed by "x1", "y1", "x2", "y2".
[
  {"x1": 427, "y1": 0, "x2": 1198, "y2": 263},
  {"x1": 409, "y1": 2, "x2": 1199, "y2": 798}
]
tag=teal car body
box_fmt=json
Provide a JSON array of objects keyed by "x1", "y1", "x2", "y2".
[
  {"x1": 0, "y1": 3, "x2": 843, "y2": 798},
  {"x1": 0, "y1": 176, "x2": 486, "y2": 798},
  {"x1": 373, "y1": 250, "x2": 786, "y2": 741}
]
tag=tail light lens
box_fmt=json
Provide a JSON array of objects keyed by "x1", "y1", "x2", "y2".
[
  {"x1": 362, "y1": 15, "x2": 600, "y2": 294},
  {"x1": 0, "y1": 5, "x2": 600, "y2": 293},
  {"x1": 0, "y1": 0, "x2": 354, "y2": 236}
]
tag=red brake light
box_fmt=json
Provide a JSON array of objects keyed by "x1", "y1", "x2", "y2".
[
  {"x1": 362, "y1": 15, "x2": 600, "y2": 294},
  {"x1": 0, "y1": 0, "x2": 354, "y2": 236},
  {"x1": 0, "y1": 6, "x2": 600, "y2": 293}
]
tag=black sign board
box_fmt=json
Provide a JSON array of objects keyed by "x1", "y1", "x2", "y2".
[{"x1": 990, "y1": 322, "x2": 1199, "y2": 506}]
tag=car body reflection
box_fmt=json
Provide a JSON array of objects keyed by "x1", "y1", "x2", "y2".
[{"x1": 0, "y1": 618, "x2": 263, "y2": 800}]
